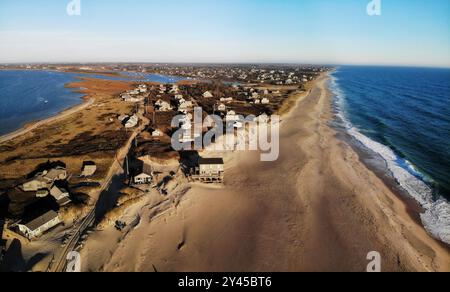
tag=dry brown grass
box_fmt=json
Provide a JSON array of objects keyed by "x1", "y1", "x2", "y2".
[{"x1": 0, "y1": 78, "x2": 136, "y2": 187}]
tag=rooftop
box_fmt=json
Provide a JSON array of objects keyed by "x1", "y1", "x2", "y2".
[{"x1": 23, "y1": 210, "x2": 59, "y2": 231}]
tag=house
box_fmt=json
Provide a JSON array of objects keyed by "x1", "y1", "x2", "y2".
[
  {"x1": 152, "y1": 129, "x2": 164, "y2": 137},
  {"x1": 192, "y1": 158, "x2": 224, "y2": 183},
  {"x1": 178, "y1": 100, "x2": 193, "y2": 112},
  {"x1": 203, "y1": 91, "x2": 214, "y2": 98},
  {"x1": 220, "y1": 97, "x2": 233, "y2": 103},
  {"x1": 134, "y1": 173, "x2": 153, "y2": 185},
  {"x1": 50, "y1": 185, "x2": 71, "y2": 206},
  {"x1": 138, "y1": 84, "x2": 147, "y2": 93},
  {"x1": 226, "y1": 110, "x2": 239, "y2": 122},
  {"x1": 81, "y1": 161, "x2": 97, "y2": 177},
  {"x1": 133, "y1": 163, "x2": 153, "y2": 185},
  {"x1": 170, "y1": 85, "x2": 179, "y2": 93},
  {"x1": 123, "y1": 115, "x2": 139, "y2": 128},
  {"x1": 18, "y1": 211, "x2": 61, "y2": 240},
  {"x1": 155, "y1": 99, "x2": 172, "y2": 112},
  {"x1": 44, "y1": 167, "x2": 67, "y2": 182},
  {"x1": 122, "y1": 95, "x2": 144, "y2": 103},
  {"x1": 22, "y1": 177, "x2": 48, "y2": 192},
  {"x1": 22, "y1": 167, "x2": 67, "y2": 192},
  {"x1": 118, "y1": 114, "x2": 129, "y2": 122},
  {"x1": 261, "y1": 98, "x2": 270, "y2": 104}
]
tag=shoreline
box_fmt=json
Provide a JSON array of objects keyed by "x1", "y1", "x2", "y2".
[
  {"x1": 327, "y1": 70, "x2": 450, "y2": 247},
  {"x1": 0, "y1": 96, "x2": 94, "y2": 145},
  {"x1": 97, "y1": 73, "x2": 449, "y2": 272}
]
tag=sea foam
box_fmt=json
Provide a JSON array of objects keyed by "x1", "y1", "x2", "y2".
[{"x1": 330, "y1": 73, "x2": 450, "y2": 245}]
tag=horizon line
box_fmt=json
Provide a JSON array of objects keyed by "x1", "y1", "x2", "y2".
[{"x1": 1, "y1": 62, "x2": 450, "y2": 70}]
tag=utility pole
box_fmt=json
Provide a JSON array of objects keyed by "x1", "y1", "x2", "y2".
[{"x1": 125, "y1": 155, "x2": 129, "y2": 178}]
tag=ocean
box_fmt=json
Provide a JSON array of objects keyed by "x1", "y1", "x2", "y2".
[
  {"x1": 0, "y1": 70, "x2": 185, "y2": 135},
  {"x1": 330, "y1": 66, "x2": 450, "y2": 245}
]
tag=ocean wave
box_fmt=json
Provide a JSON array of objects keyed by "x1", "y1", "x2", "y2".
[{"x1": 330, "y1": 72, "x2": 450, "y2": 245}]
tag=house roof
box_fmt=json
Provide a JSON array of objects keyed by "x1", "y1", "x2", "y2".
[
  {"x1": 23, "y1": 210, "x2": 59, "y2": 231},
  {"x1": 199, "y1": 158, "x2": 224, "y2": 165},
  {"x1": 57, "y1": 196, "x2": 72, "y2": 207}
]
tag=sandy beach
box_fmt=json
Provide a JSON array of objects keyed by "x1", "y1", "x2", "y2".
[{"x1": 82, "y1": 73, "x2": 449, "y2": 272}]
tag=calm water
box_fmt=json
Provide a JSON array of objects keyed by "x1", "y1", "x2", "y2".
[
  {"x1": 330, "y1": 66, "x2": 450, "y2": 244},
  {"x1": 0, "y1": 70, "x2": 185, "y2": 135}
]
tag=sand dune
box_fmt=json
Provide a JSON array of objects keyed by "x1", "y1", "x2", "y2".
[{"x1": 99, "y1": 74, "x2": 449, "y2": 272}]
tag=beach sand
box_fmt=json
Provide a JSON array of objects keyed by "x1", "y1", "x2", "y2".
[{"x1": 92, "y1": 74, "x2": 449, "y2": 272}]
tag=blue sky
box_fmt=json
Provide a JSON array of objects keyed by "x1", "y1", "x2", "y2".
[{"x1": 0, "y1": 0, "x2": 449, "y2": 67}]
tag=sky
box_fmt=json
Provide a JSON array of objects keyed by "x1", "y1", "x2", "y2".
[{"x1": 0, "y1": 0, "x2": 449, "y2": 67}]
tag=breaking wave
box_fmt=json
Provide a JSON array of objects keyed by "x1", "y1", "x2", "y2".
[{"x1": 330, "y1": 72, "x2": 450, "y2": 245}]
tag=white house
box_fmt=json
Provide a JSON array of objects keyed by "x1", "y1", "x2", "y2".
[
  {"x1": 18, "y1": 211, "x2": 61, "y2": 240},
  {"x1": 134, "y1": 173, "x2": 153, "y2": 185},
  {"x1": 226, "y1": 110, "x2": 239, "y2": 122},
  {"x1": 124, "y1": 115, "x2": 139, "y2": 128},
  {"x1": 179, "y1": 100, "x2": 193, "y2": 112},
  {"x1": 171, "y1": 84, "x2": 179, "y2": 93},
  {"x1": 81, "y1": 161, "x2": 97, "y2": 177},
  {"x1": 138, "y1": 84, "x2": 147, "y2": 93},
  {"x1": 152, "y1": 129, "x2": 164, "y2": 137},
  {"x1": 22, "y1": 167, "x2": 67, "y2": 192},
  {"x1": 133, "y1": 162, "x2": 153, "y2": 185},
  {"x1": 261, "y1": 98, "x2": 270, "y2": 104},
  {"x1": 203, "y1": 91, "x2": 214, "y2": 98},
  {"x1": 50, "y1": 185, "x2": 71, "y2": 206},
  {"x1": 192, "y1": 158, "x2": 224, "y2": 183},
  {"x1": 220, "y1": 97, "x2": 233, "y2": 103},
  {"x1": 155, "y1": 99, "x2": 172, "y2": 112}
]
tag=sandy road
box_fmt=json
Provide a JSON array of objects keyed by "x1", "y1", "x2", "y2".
[{"x1": 49, "y1": 105, "x2": 150, "y2": 272}]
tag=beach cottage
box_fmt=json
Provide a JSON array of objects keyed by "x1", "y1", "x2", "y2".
[
  {"x1": 81, "y1": 161, "x2": 97, "y2": 177},
  {"x1": 192, "y1": 158, "x2": 224, "y2": 183},
  {"x1": 50, "y1": 185, "x2": 71, "y2": 206},
  {"x1": 203, "y1": 91, "x2": 214, "y2": 98},
  {"x1": 18, "y1": 211, "x2": 61, "y2": 240},
  {"x1": 133, "y1": 163, "x2": 153, "y2": 185}
]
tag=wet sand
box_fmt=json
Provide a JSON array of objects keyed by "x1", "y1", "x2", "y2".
[{"x1": 100, "y1": 74, "x2": 450, "y2": 272}]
